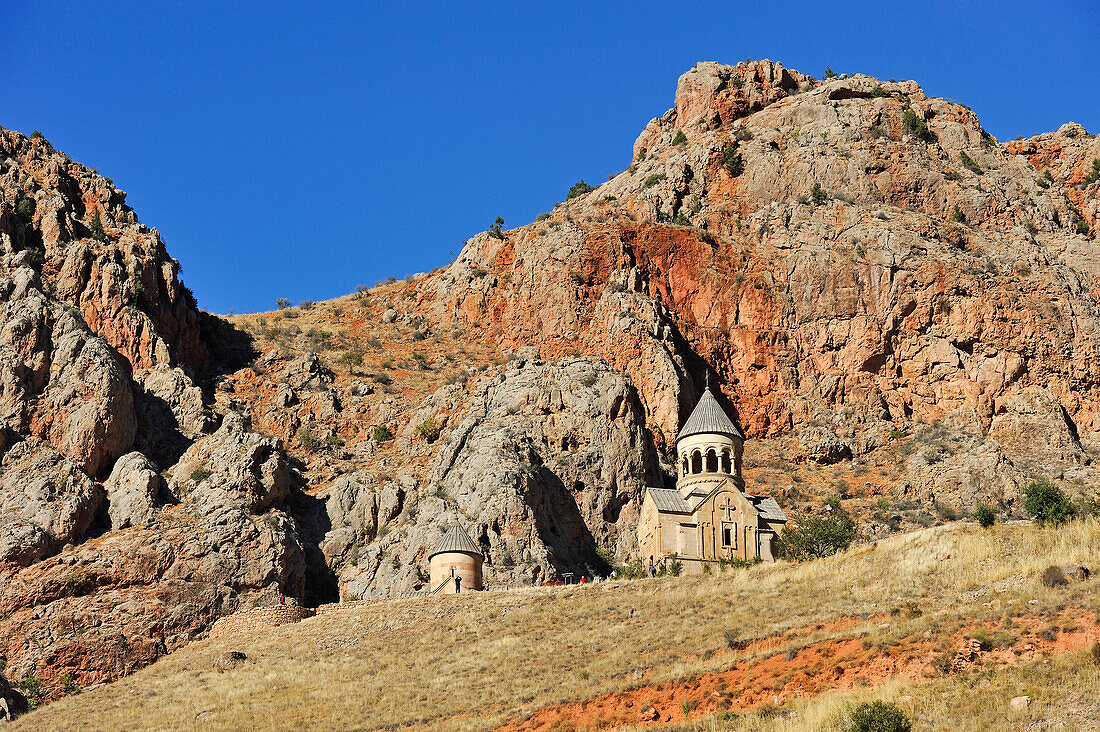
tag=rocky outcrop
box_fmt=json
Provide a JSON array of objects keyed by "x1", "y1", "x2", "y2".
[
  {"x1": 0, "y1": 672, "x2": 28, "y2": 722},
  {"x1": 332, "y1": 358, "x2": 664, "y2": 598}
]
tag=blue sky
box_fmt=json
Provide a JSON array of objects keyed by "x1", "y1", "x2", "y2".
[{"x1": 5, "y1": 1, "x2": 1097, "y2": 313}]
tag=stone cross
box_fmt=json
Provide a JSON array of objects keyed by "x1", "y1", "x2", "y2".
[{"x1": 720, "y1": 496, "x2": 735, "y2": 521}]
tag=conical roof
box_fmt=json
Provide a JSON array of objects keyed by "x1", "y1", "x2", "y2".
[
  {"x1": 428, "y1": 523, "x2": 482, "y2": 559},
  {"x1": 676, "y1": 388, "x2": 744, "y2": 443}
]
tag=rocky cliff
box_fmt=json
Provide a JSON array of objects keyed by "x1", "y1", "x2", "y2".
[{"x1": 1, "y1": 60, "x2": 1099, "y2": 702}]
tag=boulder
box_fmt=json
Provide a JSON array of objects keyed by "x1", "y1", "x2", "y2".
[{"x1": 104, "y1": 451, "x2": 168, "y2": 529}]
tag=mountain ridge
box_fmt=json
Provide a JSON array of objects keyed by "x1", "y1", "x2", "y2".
[{"x1": 1, "y1": 58, "x2": 1099, "y2": 704}]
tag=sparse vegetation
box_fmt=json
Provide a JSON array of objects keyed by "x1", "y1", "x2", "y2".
[
  {"x1": 643, "y1": 172, "x2": 666, "y2": 188},
  {"x1": 88, "y1": 208, "x2": 106, "y2": 241},
  {"x1": 811, "y1": 182, "x2": 829, "y2": 205},
  {"x1": 1083, "y1": 158, "x2": 1100, "y2": 185},
  {"x1": 721, "y1": 143, "x2": 744, "y2": 176},
  {"x1": 414, "y1": 418, "x2": 441, "y2": 443},
  {"x1": 189, "y1": 468, "x2": 214, "y2": 483},
  {"x1": 15, "y1": 196, "x2": 35, "y2": 223},
  {"x1": 488, "y1": 216, "x2": 505, "y2": 239},
  {"x1": 372, "y1": 425, "x2": 394, "y2": 442},
  {"x1": 975, "y1": 501, "x2": 997, "y2": 528},
  {"x1": 902, "y1": 108, "x2": 933, "y2": 143},
  {"x1": 870, "y1": 84, "x2": 888, "y2": 98},
  {"x1": 959, "y1": 150, "x2": 983, "y2": 174},
  {"x1": 1076, "y1": 220, "x2": 1090, "y2": 235},
  {"x1": 276, "y1": 298, "x2": 291, "y2": 309},
  {"x1": 952, "y1": 205, "x2": 966, "y2": 223},
  {"x1": 671, "y1": 130, "x2": 687, "y2": 146},
  {"x1": 566, "y1": 180, "x2": 596, "y2": 200}
]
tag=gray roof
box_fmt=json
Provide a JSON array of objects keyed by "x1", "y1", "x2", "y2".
[
  {"x1": 751, "y1": 496, "x2": 788, "y2": 523},
  {"x1": 677, "y1": 388, "x2": 744, "y2": 443},
  {"x1": 428, "y1": 523, "x2": 482, "y2": 559},
  {"x1": 646, "y1": 488, "x2": 693, "y2": 513}
]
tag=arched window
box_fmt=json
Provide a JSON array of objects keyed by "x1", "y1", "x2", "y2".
[
  {"x1": 721, "y1": 449, "x2": 732, "y2": 474},
  {"x1": 705, "y1": 449, "x2": 718, "y2": 473},
  {"x1": 681, "y1": 455, "x2": 689, "y2": 476},
  {"x1": 691, "y1": 451, "x2": 703, "y2": 474}
]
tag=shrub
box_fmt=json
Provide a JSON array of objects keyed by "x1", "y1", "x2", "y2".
[
  {"x1": 779, "y1": 505, "x2": 856, "y2": 560},
  {"x1": 811, "y1": 182, "x2": 829, "y2": 205},
  {"x1": 337, "y1": 350, "x2": 363, "y2": 368},
  {"x1": 671, "y1": 212, "x2": 691, "y2": 227},
  {"x1": 846, "y1": 700, "x2": 911, "y2": 732},
  {"x1": 60, "y1": 671, "x2": 81, "y2": 695},
  {"x1": 488, "y1": 216, "x2": 505, "y2": 239},
  {"x1": 567, "y1": 180, "x2": 597, "y2": 199},
  {"x1": 372, "y1": 425, "x2": 394, "y2": 442},
  {"x1": 414, "y1": 418, "x2": 441, "y2": 443},
  {"x1": 372, "y1": 372, "x2": 392, "y2": 385},
  {"x1": 298, "y1": 425, "x2": 321, "y2": 452},
  {"x1": 30, "y1": 130, "x2": 45, "y2": 140},
  {"x1": 20, "y1": 673, "x2": 44, "y2": 708},
  {"x1": 1076, "y1": 220, "x2": 1090, "y2": 235},
  {"x1": 276, "y1": 297, "x2": 291, "y2": 309},
  {"x1": 959, "y1": 150, "x2": 983, "y2": 174},
  {"x1": 1083, "y1": 158, "x2": 1100, "y2": 185},
  {"x1": 643, "y1": 172, "x2": 666, "y2": 188},
  {"x1": 89, "y1": 208, "x2": 106, "y2": 241},
  {"x1": 666, "y1": 558, "x2": 682, "y2": 576},
  {"x1": 975, "y1": 501, "x2": 997, "y2": 528},
  {"x1": 1024, "y1": 480, "x2": 1077, "y2": 525},
  {"x1": 1041, "y1": 565, "x2": 1068, "y2": 588},
  {"x1": 671, "y1": 130, "x2": 687, "y2": 146},
  {"x1": 15, "y1": 196, "x2": 35, "y2": 223},
  {"x1": 411, "y1": 351, "x2": 428, "y2": 367},
  {"x1": 870, "y1": 84, "x2": 889, "y2": 98},
  {"x1": 721, "y1": 143, "x2": 744, "y2": 176},
  {"x1": 823, "y1": 66, "x2": 838, "y2": 79},
  {"x1": 952, "y1": 205, "x2": 966, "y2": 223},
  {"x1": 902, "y1": 108, "x2": 934, "y2": 143},
  {"x1": 190, "y1": 468, "x2": 214, "y2": 483},
  {"x1": 943, "y1": 169, "x2": 961, "y2": 181}
]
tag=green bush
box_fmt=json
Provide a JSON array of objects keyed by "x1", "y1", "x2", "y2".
[
  {"x1": 1083, "y1": 158, "x2": 1100, "y2": 185},
  {"x1": 779, "y1": 503, "x2": 856, "y2": 560},
  {"x1": 902, "y1": 108, "x2": 934, "y2": 143},
  {"x1": 643, "y1": 172, "x2": 666, "y2": 188},
  {"x1": 671, "y1": 212, "x2": 691, "y2": 227},
  {"x1": 488, "y1": 216, "x2": 505, "y2": 239},
  {"x1": 337, "y1": 350, "x2": 363, "y2": 368},
  {"x1": 846, "y1": 700, "x2": 911, "y2": 732},
  {"x1": 567, "y1": 180, "x2": 597, "y2": 199},
  {"x1": 297, "y1": 425, "x2": 321, "y2": 452},
  {"x1": 870, "y1": 84, "x2": 889, "y2": 98},
  {"x1": 89, "y1": 208, "x2": 106, "y2": 241},
  {"x1": 276, "y1": 297, "x2": 291, "y2": 309},
  {"x1": 372, "y1": 425, "x2": 394, "y2": 442},
  {"x1": 30, "y1": 130, "x2": 44, "y2": 140},
  {"x1": 811, "y1": 182, "x2": 829, "y2": 205},
  {"x1": 20, "y1": 673, "x2": 44, "y2": 708},
  {"x1": 15, "y1": 196, "x2": 36, "y2": 223},
  {"x1": 414, "y1": 418, "x2": 441, "y2": 443},
  {"x1": 1024, "y1": 480, "x2": 1077, "y2": 525},
  {"x1": 952, "y1": 205, "x2": 966, "y2": 223},
  {"x1": 823, "y1": 66, "x2": 838, "y2": 79},
  {"x1": 189, "y1": 468, "x2": 214, "y2": 483},
  {"x1": 721, "y1": 143, "x2": 744, "y2": 176},
  {"x1": 1077, "y1": 220, "x2": 1090, "y2": 235},
  {"x1": 959, "y1": 150, "x2": 983, "y2": 174},
  {"x1": 671, "y1": 130, "x2": 687, "y2": 146},
  {"x1": 975, "y1": 501, "x2": 997, "y2": 528}
]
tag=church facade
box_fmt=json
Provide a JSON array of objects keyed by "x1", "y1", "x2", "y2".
[{"x1": 638, "y1": 386, "x2": 786, "y2": 572}]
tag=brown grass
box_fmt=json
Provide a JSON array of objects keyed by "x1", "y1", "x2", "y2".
[{"x1": 12, "y1": 519, "x2": 1100, "y2": 731}]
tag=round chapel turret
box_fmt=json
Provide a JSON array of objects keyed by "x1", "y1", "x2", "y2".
[
  {"x1": 675, "y1": 386, "x2": 745, "y2": 493},
  {"x1": 428, "y1": 523, "x2": 483, "y2": 594}
]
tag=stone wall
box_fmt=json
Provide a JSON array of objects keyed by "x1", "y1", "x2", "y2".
[{"x1": 208, "y1": 605, "x2": 314, "y2": 639}]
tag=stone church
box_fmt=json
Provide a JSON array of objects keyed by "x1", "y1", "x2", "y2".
[{"x1": 638, "y1": 385, "x2": 786, "y2": 572}]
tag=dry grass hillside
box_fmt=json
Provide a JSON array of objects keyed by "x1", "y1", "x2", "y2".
[{"x1": 14, "y1": 519, "x2": 1100, "y2": 731}]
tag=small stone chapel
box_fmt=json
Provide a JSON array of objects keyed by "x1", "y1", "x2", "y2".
[{"x1": 638, "y1": 383, "x2": 786, "y2": 572}]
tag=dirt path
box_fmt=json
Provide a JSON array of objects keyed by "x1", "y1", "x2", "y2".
[{"x1": 499, "y1": 609, "x2": 1100, "y2": 730}]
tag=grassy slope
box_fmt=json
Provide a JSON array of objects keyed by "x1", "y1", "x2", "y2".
[{"x1": 13, "y1": 520, "x2": 1100, "y2": 731}]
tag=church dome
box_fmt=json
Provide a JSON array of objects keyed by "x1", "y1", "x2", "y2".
[{"x1": 676, "y1": 387, "x2": 744, "y2": 444}]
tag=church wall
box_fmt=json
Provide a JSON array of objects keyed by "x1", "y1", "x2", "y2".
[{"x1": 692, "y1": 486, "x2": 760, "y2": 562}]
